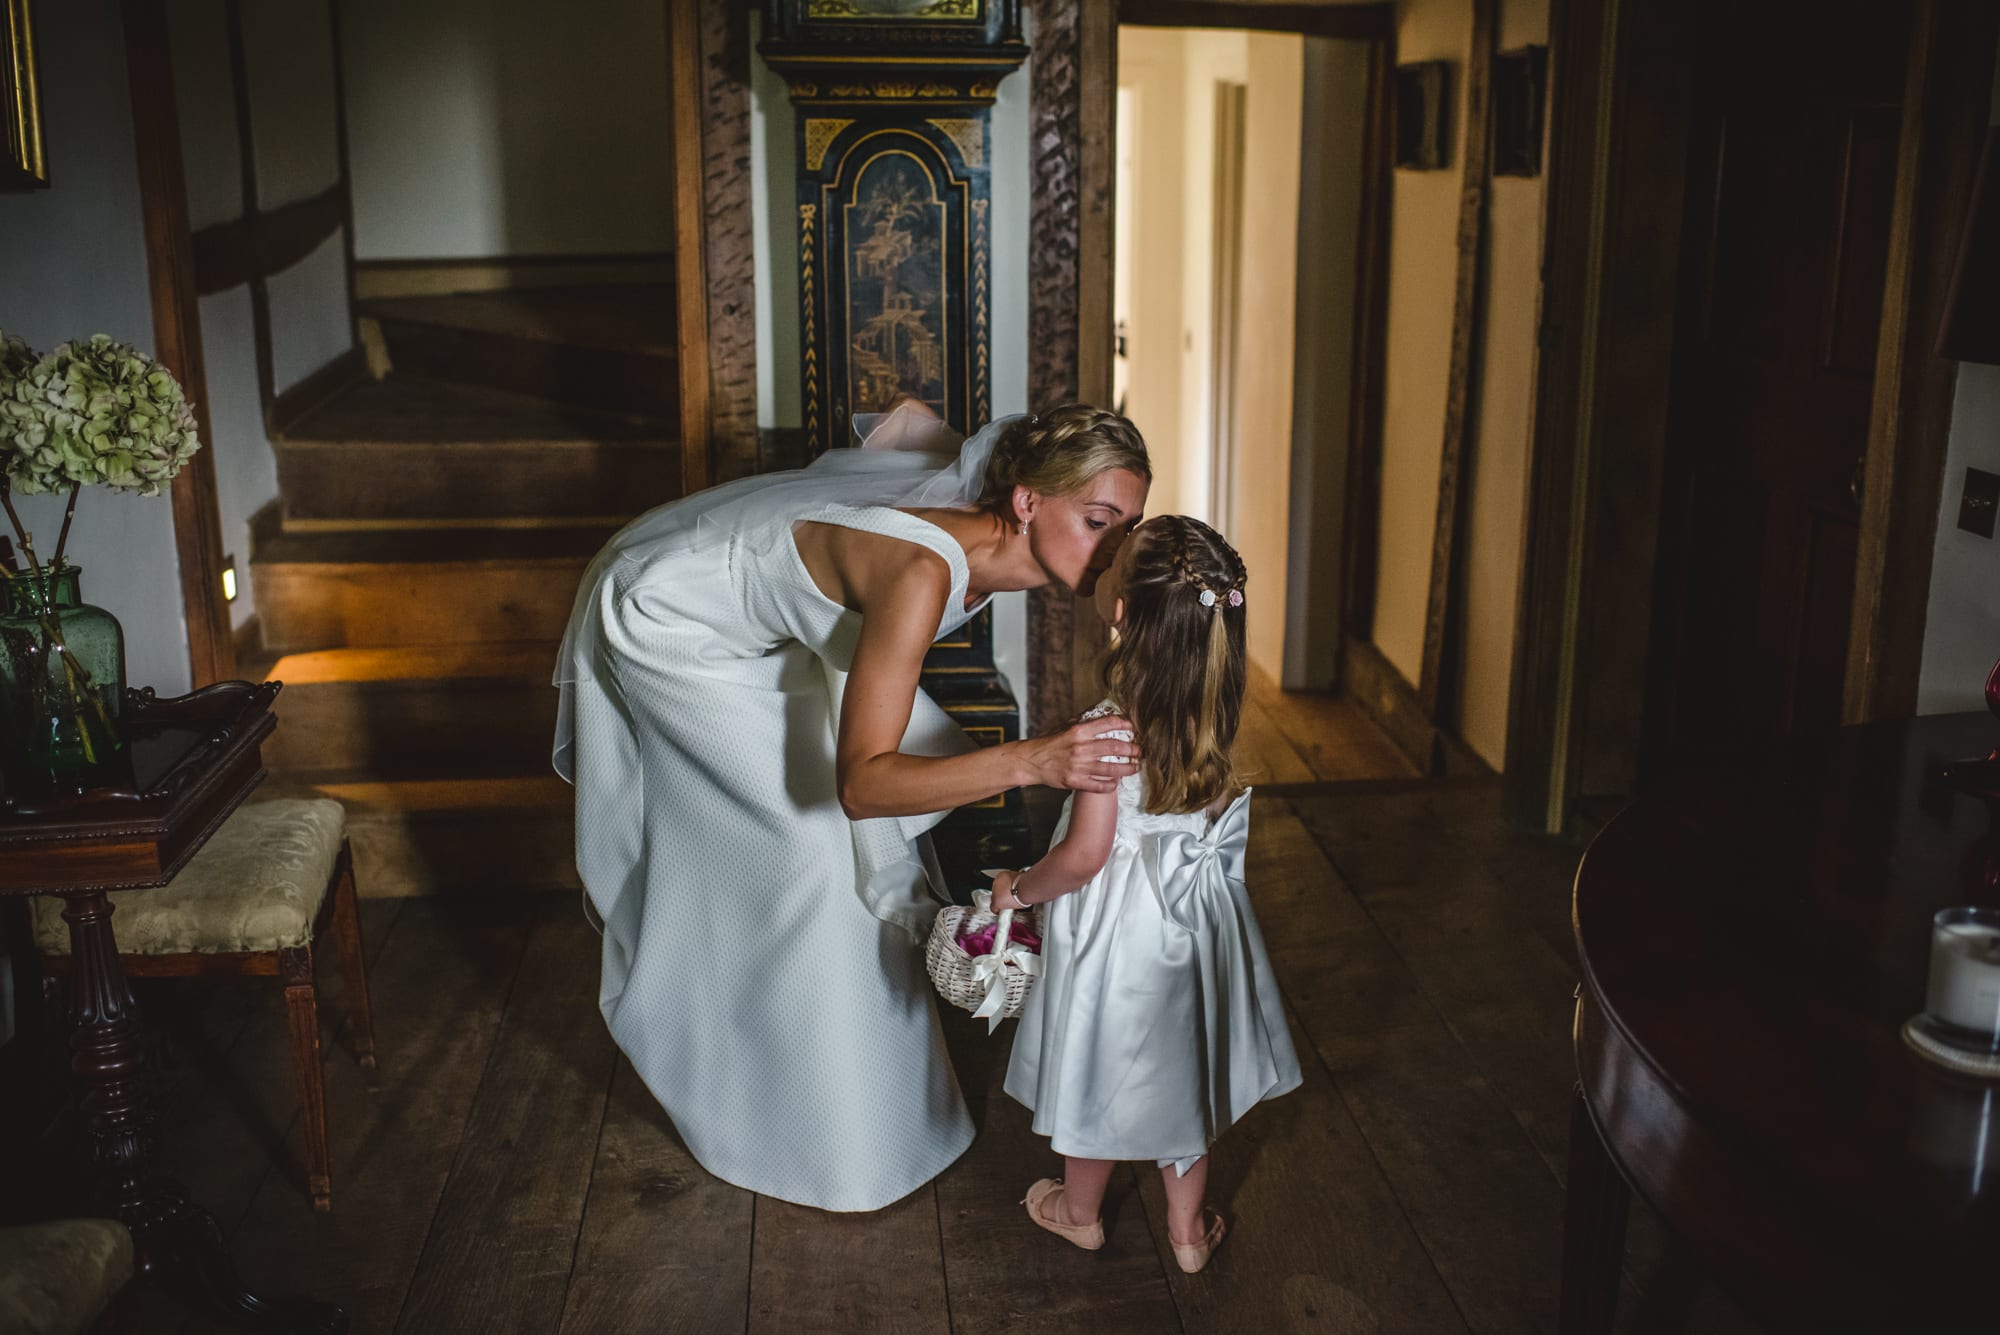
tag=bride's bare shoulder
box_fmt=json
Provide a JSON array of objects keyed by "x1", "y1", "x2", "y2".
[{"x1": 794, "y1": 518, "x2": 950, "y2": 615}]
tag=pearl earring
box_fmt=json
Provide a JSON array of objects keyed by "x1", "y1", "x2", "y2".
[{"x1": 1018, "y1": 519, "x2": 1029, "y2": 536}]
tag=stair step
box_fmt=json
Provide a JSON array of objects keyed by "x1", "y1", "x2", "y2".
[
  {"x1": 275, "y1": 377, "x2": 680, "y2": 523},
  {"x1": 252, "y1": 523, "x2": 612, "y2": 652},
  {"x1": 362, "y1": 286, "x2": 677, "y2": 416},
  {"x1": 263, "y1": 772, "x2": 578, "y2": 897},
  {"x1": 261, "y1": 644, "x2": 557, "y2": 773}
]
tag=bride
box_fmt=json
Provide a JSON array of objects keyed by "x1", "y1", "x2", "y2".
[{"x1": 553, "y1": 401, "x2": 1152, "y2": 1211}]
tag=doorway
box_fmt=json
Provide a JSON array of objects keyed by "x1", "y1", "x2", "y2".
[{"x1": 1114, "y1": 21, "x2": 1402, "y2": 783}]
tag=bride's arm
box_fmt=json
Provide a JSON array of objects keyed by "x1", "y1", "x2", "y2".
[{"x1": 835, "y1": 555, "x2": 1139, "y2": 821}]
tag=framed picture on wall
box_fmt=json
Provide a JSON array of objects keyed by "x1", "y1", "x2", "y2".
[
  {"x1": 1394, "y1": 61, "x2": 1451, "y2": 171},
  {"x1": 2, "y1": 0, "x2": 47, "y2": 189}
]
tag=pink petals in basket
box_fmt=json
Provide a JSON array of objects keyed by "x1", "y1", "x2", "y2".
[{"x1": 956, "y1": 917, "x2": 1042, "y2": 958}]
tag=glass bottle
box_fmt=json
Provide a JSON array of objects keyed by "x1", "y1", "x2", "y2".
[{"x1": 0, "y1": 564, "x2": 128, "y2": 798}]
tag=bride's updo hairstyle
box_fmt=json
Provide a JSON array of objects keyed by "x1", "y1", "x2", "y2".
[
  {"x1": 1102, "y1": 515, "x2": 1247, "y2": 815},
  {"x1": 976, "y1": 405, "x2": 1150, "y2": 516}
]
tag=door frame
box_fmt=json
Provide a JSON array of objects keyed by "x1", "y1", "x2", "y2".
[
  {"x1": 124, "y1": 0, "x2": 234, "y2": 687},
  {"x1": 1034, "y1": 0, "x2": 1395, "y2": 732},
  {"x1": 1501, "y1": 0, "x2": 1997, "y2": 832}
]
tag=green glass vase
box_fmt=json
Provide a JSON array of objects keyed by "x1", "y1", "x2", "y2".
[{"x1": 0, "y1": 564, "x2": 128, "y2": 798}]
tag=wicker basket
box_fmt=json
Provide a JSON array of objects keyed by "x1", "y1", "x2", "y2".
[{"x1": 927, "y1": 891, "x2": 1040, "y2": 1031}]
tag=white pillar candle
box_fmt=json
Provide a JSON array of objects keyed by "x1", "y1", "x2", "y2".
[{"x1": 1925, "y1": 908, "x2": 2000, "y2": 1044}]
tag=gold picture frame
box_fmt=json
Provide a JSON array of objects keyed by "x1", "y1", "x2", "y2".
[{"x1": 3, "y1": 0, "x2": 47, "y2": 189}]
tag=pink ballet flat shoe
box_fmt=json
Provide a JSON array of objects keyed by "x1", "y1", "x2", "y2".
[
  {"x1": 1171, "y1": 1208, "x2": 1227, "y2": 1274},
  {"x1": 1022, "y1": 1178, "x2": 1104, "y2": 1251}
]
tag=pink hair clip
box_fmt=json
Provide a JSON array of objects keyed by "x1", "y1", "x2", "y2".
[{"x1": 1226, "y1": 588, "x2": 1244, "y2": 608}]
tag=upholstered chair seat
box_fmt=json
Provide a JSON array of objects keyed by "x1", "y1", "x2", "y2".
[
  {"x1": 30, "y1": 799, "x2": 347, "y2": 956},
  {"x1": 0, "y1": 1219, "x2": 133, "y2": 1335}
]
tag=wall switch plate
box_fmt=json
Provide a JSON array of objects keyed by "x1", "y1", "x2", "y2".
[{"x1": 1959, "y1": 467, "x2": 2000, "y2": 538}]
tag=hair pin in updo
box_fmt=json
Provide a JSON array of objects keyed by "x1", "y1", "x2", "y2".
[{"x1": 1198, "y1": 587, "x2": 1246, "y2": 609}]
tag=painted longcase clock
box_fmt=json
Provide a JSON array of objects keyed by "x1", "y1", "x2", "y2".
[
  {"x1": 761, "y1": 0, "x2": 1026, "y2": 455},
  {"x1": 761, "y1": 1, "x2": 1032, "y2": 898}
]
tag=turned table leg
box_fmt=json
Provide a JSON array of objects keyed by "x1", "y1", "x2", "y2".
[
  {"x1": 1558, "y1": 1084, "x2": 1629, "y2": 1335},
  {"x1": 62, "y1": 889, "x2": 349, "y2": 1334}
]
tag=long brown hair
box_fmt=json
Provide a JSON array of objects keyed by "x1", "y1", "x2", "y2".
[{"x1": 1101, "y1": 516, "x2": 1247, "y2": 814}]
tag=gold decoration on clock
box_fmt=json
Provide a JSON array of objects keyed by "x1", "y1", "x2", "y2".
[
  {"x1": 927, "y1": 118, "x2": 984, "y2": 168},
  {"x1": 807, "y1": 0, "x2": 982, "y2": 18},
  {"x1": 804, "y1": 118, "x2": 854, "y2": 172},
  {"x1": 801, "y1": 204, "x2": 820, "y2": 445}
]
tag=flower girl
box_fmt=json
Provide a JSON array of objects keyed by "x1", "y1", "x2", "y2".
[{"x1": 990, "y1": 515, "x2": 1300, "y2": 1273}]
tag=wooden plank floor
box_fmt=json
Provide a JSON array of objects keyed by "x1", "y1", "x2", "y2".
[
  {"x1": 1235, "y1": 667, "x2": 1421, "y2": 788},
  {"x1": 9, "y1": 784, "x2": 1762, "y2": 1334}
]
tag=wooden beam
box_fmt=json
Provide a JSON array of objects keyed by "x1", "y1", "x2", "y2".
[
  {"x1": 1843, "y1": 0, "x2": 1998, "y2": 723},
  {"x1": 1417, "y1": 0, "x2": 1495, "y2": 720},
  {"x1": 1502, "y1": 0, "x2": 1607, "y2": 830},
  {"x1": 1070, "y1": 1, "x2": 1119, "y2": 713},
  {"x1": 668, "y1": 0, "x2": 712, "y2": 496},
  {"x1": 221, "y1": 0, "x2": 276, "y2": 425},
  {"x1": 325, "y1": 0, "x2": 360, "y2": 350},
  {"x1": 123, "y1": 0, "x2": 234, "y2": 686},
  {"x1": 1118, "y1": 1, "x2": 1393, "y2": 41},
  {"x1": 1027, "y1": 0, "x2": 1090, "y2": 734},
  {"x1": 696, "y1": 0, "x2": 758, "y2": 482},
  {"x1": 1341, "y1": 36, "x2": 1393, "y2": 675}
]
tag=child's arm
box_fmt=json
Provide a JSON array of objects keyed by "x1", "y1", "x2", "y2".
[{"x1": 992, "y1": 785, "x2": 1118, "y2": 909}]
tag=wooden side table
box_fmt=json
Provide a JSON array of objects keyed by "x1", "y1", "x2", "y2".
[
  {"x1": 1562, "y1": 713, "x2": 2000, "y2": 1331},
  {"x1": 0, "y1": 680, "x2": 346, "y2": 1334}
]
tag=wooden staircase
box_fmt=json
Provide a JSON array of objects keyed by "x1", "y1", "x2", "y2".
[{"x1": 250, "y1": 288, "x2": 680, "y2": 895}]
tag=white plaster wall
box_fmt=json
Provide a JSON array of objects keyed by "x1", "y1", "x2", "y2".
[
  {"x1": 1117, "y1": 28, "x2": 1191, "y2": 517},
  {"x1": 165, "y1": 0, "x2": 355, "y2": 635},
  {"x1": 0, "y1": 0, "x2": 192, "y2": 696},
  {"x1": 1230, "y1": 32, "x2": 1305, "y2": 682},
  {"x1": 240, "y1": 0, "x2": 342, "y2": 210},
  {"x1": 1177, "y1": 32, "x2": 1252, "y2": 528},
  {"x1": 1284, "y1": 35, "x2": 1369, "y2": 691},
  {"x1": 1373, "y1": 0, "x2": 1470, "y2": 686},
  {"x1": 267, "y1": 232, "x2": 353, "y2": 394},
  {"x1": 753, "y1": 13, "x2": 802, "y2": 433},
  {"x1": 1454, "y1": 0, "x2": 1549, "y2": 765},
  {"x1": 749, "y1": 16, "x2": 1033, "y2": 720},
  {"x1": 987, "y1": 17, "x2": 1033, "y2": 709},
  {"x1": 169, "y1": 0, "x2": 241, "y2": 230},
  {"x1": 341, "y1": 0, "x2": 674, "y2": 260},
  {"x1": 195, "y1": 287, "x2": 271, "y2": 632}
]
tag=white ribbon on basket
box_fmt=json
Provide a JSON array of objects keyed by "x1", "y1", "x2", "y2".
[{"x1": 967, "y1": 888, "x2": 1041, "y2": 1033}]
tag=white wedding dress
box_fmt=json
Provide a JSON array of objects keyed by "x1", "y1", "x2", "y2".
[
  {"x1": 1005, "y1": 709, "x2": 1301, "y2": 1172},
  {"x1": 554, "y1": 413, "x2": 1010, "y2": 1212}
]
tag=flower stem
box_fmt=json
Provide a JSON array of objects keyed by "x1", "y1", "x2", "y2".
[
  {"x1": 0, "y1": 478, "x2": 32, "y2": 553},
  {"x1": 52, "y1": 481, "x2": 81, "y2": 569}
]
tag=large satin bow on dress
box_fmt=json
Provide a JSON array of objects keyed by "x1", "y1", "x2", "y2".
[{"x1": 1142, "y1": 790, "x2": 1253, "y2": 931}]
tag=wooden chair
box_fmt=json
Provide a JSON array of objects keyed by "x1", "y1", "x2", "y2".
[{"x1": 31, "y1": 798, "x2": 376, "y2": 1214}]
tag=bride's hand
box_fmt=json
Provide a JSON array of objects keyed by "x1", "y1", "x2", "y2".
[{"x1": 1017, "y1": 718, "x2": 1140, "y2": 792}]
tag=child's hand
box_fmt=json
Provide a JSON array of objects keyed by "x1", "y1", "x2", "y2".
[{"x1": 987, "y1": 869, "x2": 1026, "y2": 912}]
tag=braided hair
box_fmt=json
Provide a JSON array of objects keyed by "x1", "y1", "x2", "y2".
[
  {"x1": 1101, "y1": 515, "x2": 1247, "y2": 815},
  {"x1": 976, "y1": 405, "x2": 1151, "y2": 518}
]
